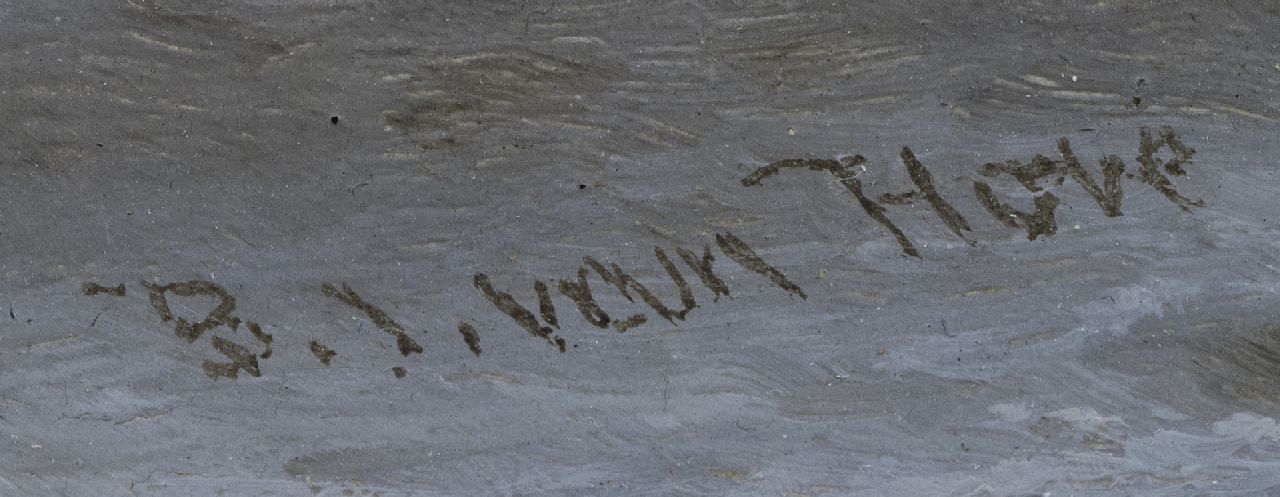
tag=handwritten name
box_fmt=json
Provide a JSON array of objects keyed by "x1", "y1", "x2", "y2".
[{"x1": 76, "y1": 126, "x2": 1206, "y2": 381}]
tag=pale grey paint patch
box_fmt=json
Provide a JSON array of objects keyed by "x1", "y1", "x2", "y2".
[{"x1": 3, "y1": 1, "x2": 1280, "y2": 496}]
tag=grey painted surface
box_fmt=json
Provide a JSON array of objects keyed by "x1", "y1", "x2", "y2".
[{"x1": 3, "y1": 1, "x2": 1280, "y2": 495}]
